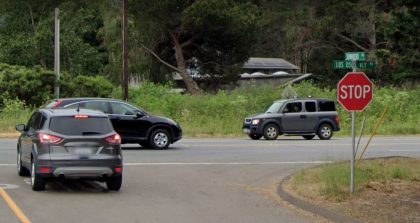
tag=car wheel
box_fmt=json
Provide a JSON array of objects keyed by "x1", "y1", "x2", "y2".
[
  {"x1": 302, "y1": 135, "x2": 315, "y2": 140},
  {"x1": 317, "y1": 123, "x2": 333, "y2": 140},
  {"x1": 249, "y1": 134, "x2": 262, "y2": 140},
  {"x1": 106, "y1": 175, "x2": 122, "y2": 191},
  {"x1": 149, "y1": 129, "x2": 171, "y2": 149},
  {"x1": 263, "y1": 124, "x2": 279, "y2": 140},
  {"x1": 17, "y1": 149, "x2": 30, "y2": 176},
  {"x1": 31, "y1": 159, "x2": 46, "y2": 191}
]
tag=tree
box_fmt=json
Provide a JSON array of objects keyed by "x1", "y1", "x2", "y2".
[
  {"x1": 130, "y1": 0, "x2": 260, "y2": 95},
  {"x1": 0, "y1": 0, "x2": 108, "y2": 76}
]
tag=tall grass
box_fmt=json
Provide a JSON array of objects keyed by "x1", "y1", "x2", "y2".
[
  {"x1": 1, "y1": 82, "x2": 419, "y2": 136},
  {"x1": 125, "y1": 82, "x2": 419, "y2": 136},
  {"x1": 0, "y1": 97, "x2": 33, "y2": 133},
  {"x1": 291, "y1": 158, "x2": 420, "y2": 201}
]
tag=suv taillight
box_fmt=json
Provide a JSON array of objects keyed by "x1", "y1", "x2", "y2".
[
  {"x1": 105, "y1": 134, "x2": 121, "y2": 145},
  {"x1": 334, "y1": 115, "x2": 340, "y2": 125},
  {"x1": 38, "y1": 133, "x2": 63, "y2": 144}
]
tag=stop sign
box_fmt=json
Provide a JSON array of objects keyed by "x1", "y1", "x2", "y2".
[{"x1": 337, "y1": 72, "x2": 373, "y2": 112}]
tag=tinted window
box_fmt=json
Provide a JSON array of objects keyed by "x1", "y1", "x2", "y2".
[
  {"x1": 26, "y1": 112, "x2": 37, "y2": 131},
  {"x1": 39, "y1": 114, "x2": 47, "y2": 129},
  {"x1": 49, "y1": 117, "x2": 113, "y2": 136},
  {"x1": 319, "y1": 101, "x2": 336, "y2": 111},
  {"x1": 283, "y1": 102, "x2": 302, "y2": 113},
  {"x1": 85, "y1": 101, "x2": 110, "y2": 114},
  {"x1": 110, "y1": 102, "x2": 138, "y2": 115},
  {"x1": 305, "y1": 102, "x2": 316, "y2": 112}
]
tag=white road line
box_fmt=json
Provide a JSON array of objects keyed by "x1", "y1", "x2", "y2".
[
  {"x1": 0, "y1": 164, "x2": 14, "y2": 166},
  {"x1": 0, "y1": 161, "x2": 332, "y2": 167},
  {"x1": 388, "y1": 150, "x2": 420, "y2": 152},
  {"x1": 123, "y1": 161, "x2": 333, "y2": 166}
]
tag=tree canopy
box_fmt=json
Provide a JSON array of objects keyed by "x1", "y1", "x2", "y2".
[{"x1": 0, "y1": 0, "x2": 418, "y2": 94}]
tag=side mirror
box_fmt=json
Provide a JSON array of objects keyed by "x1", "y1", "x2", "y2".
[
  {"x1": 15, "y1": 124, "x2": 25, "y2": 132},
  {"x1": 135, "y1": 112, "x2": 144, "y2": 118}
]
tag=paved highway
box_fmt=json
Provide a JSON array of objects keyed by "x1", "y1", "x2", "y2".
[{"x1": 0, "y1": 137, "x2": 419, "y2": 223}]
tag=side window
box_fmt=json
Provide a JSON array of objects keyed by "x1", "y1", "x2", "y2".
[
  {"x1": 305, "y1": 102, "x2": 316, "y2": 112},
  {"x1": 65, "y1": 102, "x2": 86, "y2": 109},
  {"x1": 319, "y1": 101, "x2": 336, "y2": 111},
  {"x1": 110, "y1": 102, "x2": 138, "y2": 115},
  {"x1": 283, "y1": 102, "x2": 302, "y2": 113},
  {"x1": 26, "y1": 112, "x2": 37, "y2": 131},
  {"x1": 85, "y1": 101, "x2": 110, "y2": 114},
  {"x1": 38, "y1": 114, "x2": 47, "y2": 130}
]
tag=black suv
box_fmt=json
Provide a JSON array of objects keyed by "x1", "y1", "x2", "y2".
[
  {"x1": 243, "y1": 98, "x2": 340, "y2": 140},
  {"x1": 16, "y1": 109, "x2": 123, "y2": 191},
  {"x1": 46, "y1": 98, "x2": 182, "y2": 149}
]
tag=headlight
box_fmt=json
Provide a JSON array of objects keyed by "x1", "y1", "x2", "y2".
[{"x1": 251, "y1": 119, "x2": 260, "y2": 125}]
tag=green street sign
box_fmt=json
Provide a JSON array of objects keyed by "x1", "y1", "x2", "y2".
[
  {"x1": 345, "y1": 52, "x2": 366, "y2": 61},
  {"x1": 333, "y1": 60, "x2": 375, "y2": 70}
]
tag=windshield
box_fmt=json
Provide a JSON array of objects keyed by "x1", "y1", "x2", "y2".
[{"x1": 265, "y1": 101, "x2": 284, "y2": 114}]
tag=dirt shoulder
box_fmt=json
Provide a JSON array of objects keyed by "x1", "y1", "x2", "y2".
[{"x1": 284, "y1": 157, "x2": 420, "y2": 223}]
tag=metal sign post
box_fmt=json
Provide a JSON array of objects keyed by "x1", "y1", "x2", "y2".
[{"x1": 336, "y1": 52, "x2": 373, "y2": 194}]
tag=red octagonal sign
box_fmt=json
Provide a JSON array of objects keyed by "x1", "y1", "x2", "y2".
[{"x1": 337, "y1": 72, "x2": 373, "y2": 112}]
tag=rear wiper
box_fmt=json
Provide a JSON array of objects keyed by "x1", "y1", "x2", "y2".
[{"x1": 81, "y1": 132, "x2": 101, "y2": 135}]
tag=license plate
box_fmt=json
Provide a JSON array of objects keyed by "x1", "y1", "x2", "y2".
[
  {"x1": 243, "y1": 128, "x2": 250, "y2": 134},
  {"x1": 74, "y1": 148, "x2": 94, "y2": 155}
]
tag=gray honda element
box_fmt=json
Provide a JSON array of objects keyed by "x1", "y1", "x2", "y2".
[{"x1": 16, "y1": 109, "x2": 123, "y2": 191}]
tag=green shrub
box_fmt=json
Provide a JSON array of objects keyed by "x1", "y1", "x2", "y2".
[
  {"x1": 60, "y1": 75, "x2": 114, "y2": 98},
  {"x1": 0, "y1": 63, "x2": 115, "y2": 106}
]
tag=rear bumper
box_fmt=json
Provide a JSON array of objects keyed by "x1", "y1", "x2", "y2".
[
  {"x1": 37, "y1": 159, "x2": 122, "y2": 179},
  {"x1": 53, "y1": 167, "x2": 113, "y2": 178}
]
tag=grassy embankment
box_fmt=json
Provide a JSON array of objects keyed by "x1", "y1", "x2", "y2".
[
  {"x1": 1, "y1": 82, "x2": 419, "y2": 136},
  {"x1": 290, "y1": 157, "x2": 420, "y2": 202}
]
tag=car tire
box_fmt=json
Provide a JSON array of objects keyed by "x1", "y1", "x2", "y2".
[
  {"x1": 317, "y1": 123, "x2": 333, "y2": 140},
  {"x1": 31, "y1": 159, "x2": 46, "y2": 191},
  {"x1": 303, "y1": 135, "x2": 315, "y2": 140},
  {"x1": 17, "y1": 149, "x2": 30, "y2": 176},
  {"x1": 249, "y1": 134, "x2": 262, "y2": 140},
  {"x1": 263, "y1": 124, "x2": 279, "y2": 140},
  {"x1": 149, "y1": 129, "x2": 171, "y2": 149},
  {"x1": 106, "y1": 175, "x2": 122, "y2": 191}
]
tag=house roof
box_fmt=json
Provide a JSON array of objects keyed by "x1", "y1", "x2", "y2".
[{"x1": 243, "y1": 57, "x2": 299, "y2": 70}]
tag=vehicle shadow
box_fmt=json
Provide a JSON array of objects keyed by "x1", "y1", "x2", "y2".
[
  {"x1": 44, "y1": 179, "x2": 112, "y2": 193},
  {"x1": 121, "y1": 145, "x2": 183, "y2": 151}
]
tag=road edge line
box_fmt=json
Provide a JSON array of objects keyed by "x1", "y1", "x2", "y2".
[{"x1": 0, "y1": 187, "x2": 31, "y2": 223}]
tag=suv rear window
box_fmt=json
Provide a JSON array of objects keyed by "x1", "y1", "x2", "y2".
[
  {"x1": 49, "y1": 117, "x2": 113, "y2": 136},
  {"x1": 318, "y1": 101, "x2": 336, "y2": 111}
]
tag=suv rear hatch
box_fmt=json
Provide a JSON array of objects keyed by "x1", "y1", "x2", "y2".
[{"x1": 46, "y1": 115, "x2": 120, "y2": 160}]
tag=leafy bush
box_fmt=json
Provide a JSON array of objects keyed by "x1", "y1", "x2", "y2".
[
  {"x1": 0, "y1": 63, "x2": 114, "y2": 106},
  {"x1": 60, "y1": 75, "x2": 114, "y2": 98},
  {"x1": 0, "y1": 63, "x2": 55, "y2": 106}
]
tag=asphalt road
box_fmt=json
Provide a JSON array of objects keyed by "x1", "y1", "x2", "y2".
[{"x1": 0, "y1": 137, "x2": 419, "y2": 223}]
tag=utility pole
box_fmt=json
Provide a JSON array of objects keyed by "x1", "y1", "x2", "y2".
[
  {"x1": 54, "y1": 8, "x2": 60, "y2": 99},
  {"x1": 122, "y1": 0, "x2": 129, "y2": 101}
]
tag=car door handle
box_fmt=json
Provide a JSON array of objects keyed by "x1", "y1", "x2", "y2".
[{"x1": 300, "y1": 115, "x2": 307, "y2": 118}]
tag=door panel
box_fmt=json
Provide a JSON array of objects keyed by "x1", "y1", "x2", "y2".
[{"x1": 280, "y1": 102, "x2": 305, "y2": 132}]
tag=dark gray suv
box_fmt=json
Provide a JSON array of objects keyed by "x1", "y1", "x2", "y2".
[
  {"x1": 243, "y1": 98, "x2": 340, "y2": 140},
  {"x1": 16, "y1": 109, "x2": 123, "y2": 191}
]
